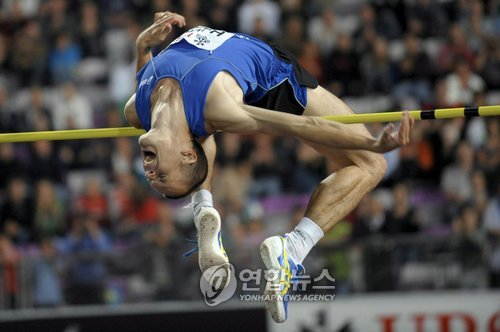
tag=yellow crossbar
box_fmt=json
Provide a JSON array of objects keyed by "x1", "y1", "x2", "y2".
[{"x1": 0, "y1": 105, "x2": 498, "y2": 143}]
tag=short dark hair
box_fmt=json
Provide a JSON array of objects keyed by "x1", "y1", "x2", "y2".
[{"x1": 163, "y1": 138, "x2": 208, "y2": 199}]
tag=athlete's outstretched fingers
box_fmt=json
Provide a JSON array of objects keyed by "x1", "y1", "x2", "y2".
[
  {"x1": 383, "y1": 123, "x2": 398, "y2": 146},
  {"x1": 155, "y1": 11, "x2": 186, "y2": 27}
]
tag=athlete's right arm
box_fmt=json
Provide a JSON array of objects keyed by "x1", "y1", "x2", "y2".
[{"x1": 205, "y1": 88, "x2": 412, "y2": 154}]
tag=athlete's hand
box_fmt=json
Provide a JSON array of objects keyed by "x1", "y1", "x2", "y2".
[
  {"x1": 374, "y1": 111, "x2": 414, "y2": 153},
  {"x1": 136, "y1": 11, "x2": 186, "y2": 51}
]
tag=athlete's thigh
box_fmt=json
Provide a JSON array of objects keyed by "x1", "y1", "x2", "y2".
[{"x1": 302, "y1": 86, "x2": 380, "y2": 170}]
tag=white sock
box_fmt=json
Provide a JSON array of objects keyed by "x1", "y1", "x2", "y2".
[
  {"x1": 191, "y1": 189, "x2": 213, "y2": 228},
  {"x1": 285, "y1": 217, "x2": 324, "y2": 264}
]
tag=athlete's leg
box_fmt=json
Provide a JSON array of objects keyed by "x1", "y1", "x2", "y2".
[
  {"x1": 261, "y1": 86, "x2": 387, "y2": 323},
  {"x1": 274, "y1": 86, "x2": 387, "y2": 266},
  {"x1": 300, "y1": 85, "x2": 387, "y2": 232}
]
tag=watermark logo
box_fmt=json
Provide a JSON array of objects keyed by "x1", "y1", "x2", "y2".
[
  {"x1": 199, "y1": 267, "x2": 336, "y2": 306},
  {"x1": 200, "y1": 264, "x2": 237, "y2": 306}
]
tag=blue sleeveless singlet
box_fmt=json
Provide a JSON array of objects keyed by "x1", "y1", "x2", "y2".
[{"x1": 135, "y1": 26, "x2": 308, "y2": 138}]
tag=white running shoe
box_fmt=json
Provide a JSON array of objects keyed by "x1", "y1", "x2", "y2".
[
  {"x1": 260, "y1": 235, "x2": 305, "y2": 323},
  {"x1": 196, "y1": 207, "x2": 230, "y2": 290}
]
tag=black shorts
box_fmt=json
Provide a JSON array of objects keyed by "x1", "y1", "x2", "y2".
[{"x1": 248, "y1": 43, "x2": 319, "y2": 116}]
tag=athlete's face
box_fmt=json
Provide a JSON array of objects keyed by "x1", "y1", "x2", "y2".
[{"x1": 138, "y1": 130, "x2": 191, "y2": 198}]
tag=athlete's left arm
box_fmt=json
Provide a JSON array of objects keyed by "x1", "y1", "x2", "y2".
[
  {"x1": 127, "y1": 12, "x2": 186, "y2": 129},
  {"x1": 205, "y1": 91, "x2": 413, "y2": 154}
]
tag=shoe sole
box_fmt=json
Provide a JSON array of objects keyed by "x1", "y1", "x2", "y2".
[
  {"x1": 260, "y1": 237, "x2": 286, "y2": 323},
  {"x1": 198, "y1": 207, "x2": 230, "y2": 290}
]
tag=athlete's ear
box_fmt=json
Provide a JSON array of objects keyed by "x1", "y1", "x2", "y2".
[{"x1": 180, "y1": 150, "x2": 198, "y2": 165}]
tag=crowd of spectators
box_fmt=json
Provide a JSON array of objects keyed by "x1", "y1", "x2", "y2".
[{"x1": 0, "y1": 0, "x2": 499, "y2": 308}]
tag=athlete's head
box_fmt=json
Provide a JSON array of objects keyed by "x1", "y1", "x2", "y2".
[{"x1": 139, "y1": 130, "x2": 208, "y2": 199}]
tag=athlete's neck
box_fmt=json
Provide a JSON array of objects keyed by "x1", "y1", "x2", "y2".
[{"x1": 150, "y1": 78, "x2": 191, "y2": 142}]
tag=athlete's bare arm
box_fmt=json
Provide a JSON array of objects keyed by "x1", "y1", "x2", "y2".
[
  {"x1": 135, "y1": 12, "x2": 186, "y2": 73},
  {"x1": 205, "y1": 72, "x2": 412, "y2": 153},
  {"x1": 125, "y1": 12, "x2": 186, "y2": 130}
]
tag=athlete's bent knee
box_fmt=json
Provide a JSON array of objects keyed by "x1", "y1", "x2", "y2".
[{"x1": 366, "y1": 154, "x2": 387, "y2": 184}]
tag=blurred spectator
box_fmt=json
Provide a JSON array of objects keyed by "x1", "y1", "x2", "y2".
[
  {"x1": 206, "y1": 0, "x2": 238, "y2": 31},
  {"x1": 469, "y1": 169, "x2": 488, "y2": 214},
  {"x1": 360, "y1": 37, "x2": 394, "y2": 94},
  {"x1": 436, "y1": 24, "x2": 474, "y2": 74},
  {"x1": 353, "y1": 193, "x2": 396, "y2": 291},
  {"x1": 28, "y1": 140, "x2": 65, "y2": 183},
  {"x1": 0, "y1": 33, "x2": 10, "y2": 79},
  {"x1": 111, "y1": 137, "x2": 137, "y2": 176},
  {"x1": 247, "y1": 16, "x2": 273, "y2": 42},
  {"x1": 33, "y1": 238, "x2": 64, "y2": 307},
  {"x1": 1, "y1": 0, "x2": 40, "y2": 22},
  {"x1": 451, "y1": 204, "x2": 487, "y2": 288},
  {"x1": 441, "y1": 141, "x2": 474, "y2": 214},
  {"x1": 483, "y1": 119, "x2": 500, "y2": 186},
  {"x1": 150, "y1": 0, "x2": 174, "y2": 14},
  {"x1": 440, "y1": 118, "x2": 464, "y2": 164},
  {"x1": 39, "y1": 0, "x2": 74, "y2": 44},
  {"x1": 33, "y1": 180, "x2": 65, "y2": 240},
  {"x1": 465, "y1": 95, "x2": 488, "y2": 148},
  {"x1": 181, "y1": 0, "x2": 206, "y2": 28},
  {"x1": 52, "y1": 82, "x2": 93, "y2": 130},
  {"x1": 111, "y1": 178, "x2": 162, "y2": 226},
  {"x1": 355, "y1": 3, "x2": 401, "y2": 41},
  {"x1": 279, "y1": 15, "x2": 305, "y2": 56},
  {"x1": 249, "y1": 135, "x2": 281, "y2": 198},
  {"x1": 0, "y1": 178, "x2": 33, "y2": 243},
  {"x1": 64, "y1": 215, "x2": 111, "y2": 305},
  {"x1": 0, "y1": 143, "x2": 26, "y2": 190},
  {"x1": 74, "y1": 178, "x2": 108, "y2": 225},
  {"x1": 426, "y1": 79, "x2": 452, "y2": 110},
  {"x1": 241, "y1": 201, "x2": 265, "y2": 247},
  {"x1": 78, "y1": 1, "x2": 105, "y2": 58},
  {"x1": 298, "y1": 41, "x2": 323, "y2": 84},
  {"x1": 352, "y1": 193, "x2": 392, "y2": 238},
  {"x1": 213, "y1": 162, "x2": 252, "y2": 215},
  {"x1": 0, "y1": 235, "x2": 20, "y2": 309},
  {"x1": 291, "y1": 141, "x2": 325, "y2": 193},
  {"x1": 458, "y1": 0, "x2": 492, "y2": 51},
  {"x1": 0, "y1": 80, "x2": 18, "y2": 132},
  {"x1": 49, "y1": 31, "x2": 82, "y2": 84},
  {"x1": 392, "y1": 34, "x2": 433, "y2": 106},
  {"x1": 444, "y1": 58, "x2": 485, "y2": 106},
  {"x1": 386, "y1": 182, "x2": 419, "y2": 234},
  {"x1": 238, "y1": 0, "x2": 281, "y2": 38},
  {"x1": 475, "y1": 40, "x2": 500, "y2": 90},
  {"x1": 143, "y1": 204, "x2": 181, "y2": 300},
  {"x1": 307, "y1": 7, "x2": 337, "y2": 56},
  {"x1": 483, "y1": 183, "x2": 500, "y2": 287},
  {"x1": 8, "y1": 19, "x2": 46, "y2": 86},
  {"x1": 23, "y1": 86, "x2": 53, "y2": 132},
  {"x1": 279, "y1": 0, "x2": 302, "y2": 19},
  {"x1": 406, "y1": 0, "x2": 448, "y2": 38},
  {"x1": 324, "y1": 33, "x2": 362, "y2": 96},
  {"x1": 129, "y1": 184, "x2": 162, "y2": 225}
]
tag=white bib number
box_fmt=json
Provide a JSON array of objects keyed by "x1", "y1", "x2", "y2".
[{"x1": 170, "y1": 26, "x2": 234, "y2": 51}]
